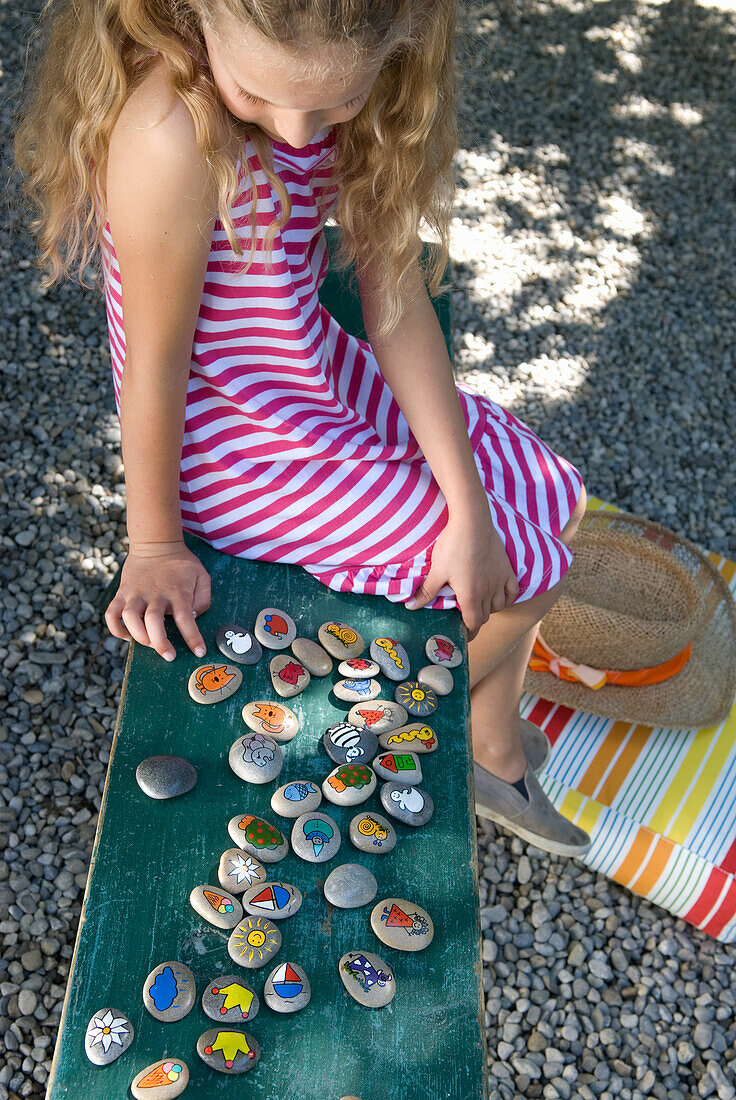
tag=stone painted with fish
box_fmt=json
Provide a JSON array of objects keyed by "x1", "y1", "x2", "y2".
[
  {"x1": 333, "y1": 677, "x2": 381, "y2": 703},
  {"x1": 270, "y1": 779, "x2": 322, "y2": 818}
]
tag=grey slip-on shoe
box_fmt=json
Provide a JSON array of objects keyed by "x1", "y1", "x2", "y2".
[
  {"x1": 519, "y1": 718, "x2": 551, "y2": 775},
  {"x1": 474, "y1": 763, "x2": 591, "y2": 858}
]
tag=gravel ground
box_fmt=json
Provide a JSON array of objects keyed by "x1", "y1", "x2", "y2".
[{"x1": 1, "y1": 0, "x2": 735, "y2": 1097}]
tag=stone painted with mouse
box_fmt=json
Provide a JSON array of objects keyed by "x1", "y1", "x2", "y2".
[{"x1": 228, "y1": 732, "x2": 283, "y2": 784}]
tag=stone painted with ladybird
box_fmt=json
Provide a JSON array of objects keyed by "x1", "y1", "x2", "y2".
[
  {"x1": 417, "y1": 663, "x2": 454, "y2": 696},
  {"x1": 380, "y1": 782, "x2": 435, "y2": 827},
  {"x1": 425, "y1": 632, "x2": 462, "y2": 668},
  {"x1": 333, "y1": 677, "x2": 381, "y2": 703},
  {"x1": 372, "y1": 750, "x2": 423, "y2": 785},
  {"x1": 370, "y1": 637, "x2": 411, "y2": 681},
  {"x1": 370, "y1": 897, "x2": 435, "y2": 952},
  {"x1": 135, "y1": 754, "x2": 197, "y2": 800},
  {"x1": 197, "y1": 1027, "x2": 260, "y2": 1073},
  {"x1": 201, "y1": 976, "x2": 259, "y2": 1024},
  {"x1": 347, "y1": 699, "x2": 408, "y2": 734},
  {"x1": 271, "y1": 780, "x2": 322, "y2": 818},
  {"x1": 269, "y1": 653, "x2": 310, "y2": 699},
  {"x1": 324, "y1": 863, "x2": 378, "y2": 909},
  {"x1": 291, "y1": 637, "x2": 333, "y2": 676},
  {"x1": 218, "y1": 848, "x2": 267, "y2": 894},
  {"x1": 318, "y1": 621, "x2": 365, "y2": 659},
  {"x1": 322, "y1": 762, "x2": 376, "y2": 807},
  {"x1": 338, "y1": 657, "x2": 380, "y2": 678},
  {"x1": 228, "y1": 814, "x2": 289, "y2": 863},
  {"x1": 130, "y1": 1058, "x2": 189, "y2": 1099},
  {"x1": 189, "y1": 885, "x2": 243, "y2": 929},
  {"x1": 291, "y1": 810, "x2": 341, "y2": 863},
  {"x1": 242, "y1": 881, "x2": 302, "y2": 920},
  {"x1": 339, "y1": 950, "x2": 395, "y2": 1008},
  {"x1": 349, "y1": 810, "x2": 397, "y2": 855},
  {"x1": 143, "y1": 961, "x2": 196, "y2": 1022},
  {"x1": 216, "y1": 623, "x2": 262, "y2": 665},
  {"x1": 263, "y1": 961, "x2": 311, "y2": 1013},
  {"x1": 188, "y1": 662, "x2": 242, "y2": 704},
  {"x1": 254, "y1": 607, "x2": 297, "y2": 651},
  {"x1": 322, "y1": 722, "x2": 378, "y2": 765},
  {"x1": 228, "y1": 915, "x2": 282, "y2": 970},
  {"x1": 84, "y1": 1006, "x2": 134, "y2": 1065},
  {"x1": 241, "y1": 700, "x2": 299, "y2": 743},
  {"x1": 378, "y1": 722, "x2": 438, "y2": 754},
  {"x1": 228, "y1": 732, "x2": 283, "y2": 784},
  {"x1": 394, "y1": 680, "x2": 438, "y2": 718}
]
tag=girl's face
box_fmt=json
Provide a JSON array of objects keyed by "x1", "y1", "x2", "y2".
[{"x1": 201, "y1": 8, "x2": 383, "y2": 147}]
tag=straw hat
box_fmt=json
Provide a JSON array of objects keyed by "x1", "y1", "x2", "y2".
[{"x1": 523, "y1": 509, "x2": 736, "y2": 730}]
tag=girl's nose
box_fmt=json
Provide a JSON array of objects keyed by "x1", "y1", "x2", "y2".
[{"x1": 270, "y1": 116, "x2": 324, "y2": 147}]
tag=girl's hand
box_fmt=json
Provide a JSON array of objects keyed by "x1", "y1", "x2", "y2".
[
  {"x1": 104, "y1": 541, "x2": 211, "y2": 661},
  {"x1": 406, "y1": 506, "x2": 519, "y2": 641}
]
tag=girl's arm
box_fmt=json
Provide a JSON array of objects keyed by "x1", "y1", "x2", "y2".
[{"x1": 102, "y1": 67, "x2": 218, "y2": 659}]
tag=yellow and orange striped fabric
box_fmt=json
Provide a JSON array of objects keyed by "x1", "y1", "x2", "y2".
[{"x1": 524, "y1": 497, "x2": 736, "y2": 941}]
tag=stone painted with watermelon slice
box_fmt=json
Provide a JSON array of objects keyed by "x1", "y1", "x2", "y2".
[
  {"x1": 228, "y1": 813, "x2": 289, "y2": 863},
  {"x1": 131, "y1": 1058, "x2": 189, "y2": 1099},
  {"x1": 263, "y1": 961, "x2": 311, "y2": 1013},
  {"x1": 189, "y1": 885, "x2": 243, "y2": 929},
  {"x1": 242, "y1": 881, "x2": 302, "y2": 920},
  {"x1": 347, "y1": 699, "x2": 408, "y2": 734},
  {"x1": 370, "y1": 897, "x2": 434, "y2": 952}
]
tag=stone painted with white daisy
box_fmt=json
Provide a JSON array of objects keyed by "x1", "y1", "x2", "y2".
[
  {"x1": 130, "y1": 1058, "x2": 189, "y2": 1099},
  {"x1": 84, "y1": 1006, "x2": 134, "y2": 1065},
  {"x1": 218, "y1": 848, "x2": 267, "y2": 894}
]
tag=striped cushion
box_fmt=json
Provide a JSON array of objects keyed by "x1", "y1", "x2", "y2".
[{"x1": 524, "y1": 496, "x2": 736, "y2": 941}]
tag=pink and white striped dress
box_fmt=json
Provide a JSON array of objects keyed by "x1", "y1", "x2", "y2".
[{"x1": 98, "y1": 120, "x2": 583, "y2": 610}]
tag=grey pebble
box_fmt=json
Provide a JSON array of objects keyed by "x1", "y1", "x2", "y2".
[
  {"x1": 416, "y1": 664, "x2": 454, "y2": 696},
  {"x1": 291, "y1": 637, "x2": 333, "y2": 676},
  {"x1": 135, "y1": 754, "x2": 197, "y2": 799},
  {"x1": 323, "y1": 863, "x2": 378, "y2": 908}
]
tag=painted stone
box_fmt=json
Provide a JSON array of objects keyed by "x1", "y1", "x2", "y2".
[
  {"x1": 380, "y1": 782, "x2": 434, "y2": 827},
  {"x1": 83, "y1": 1007, "x2": 133, "y2": 1065},
  {"x1": 228, "y1": 916, "x2": 282, "y2": 969},
  {"x1": 218, "y1": 849, "x2": 267, "y2": 894},
  {"x1": 322, "y1": 763, "x2": 376, "y2": 807},
  {"x1": 370, "y1": 637, "x2": 411, "y2": 681},
  {"x1": 228, "y1": 814, "x2": 289, "y2": 863},
  {"x1": 241, "y1": 700, "x2": 299, "y2": 743},
  {"x1": 135, "y1": 755, "x2": 197, "y2": 800},
  {"x1": 188, "y1": 662, "x2": 242, "y2": 704},
  {"x1": 339, "y1": 950, "x2": 395, "y2": 1008},
  {"x1": 197, "y1": 1028, "x2": 260, "y2": 1073},
  {"x1": 216, "y1": 623, "x2": 262, "y2": 666},
  {"x1": 347, "y1": 700, "x2": 408, "y2": 734},
  {"x1": 372, "y1": 750, "x2": 423, "y2": 786},
  {"x1": 318, "y1": 621, "x2": 365, "y2": 659},
  {"x1": 270, "y1": 780, "x2": 322, "y2": 818},
  {"x1": 425, "y1": 632, "x2": 462, "y2": 668},
  {"x1": 394, "y1": 681, "x2": 438, "y2": 717},
  {"x1": 254, "y1": 607, "x2": 296, "y2": 651},
  {"x1": 338, "y1": 657, "x2": 380, "y2": 678},
  {"x1": 322, "y1": 722, "x2": 378, "y2": 765},
  {"x1": 143, "y1": 961, "x2": 196, "y2": 1022},
  {"x1": 324, "y1": 863, "x2": 378, "y2": 909},
  {"x1": 130, "y1": 1058, "x2": 188, "y2": 1099},
  {"x1": 349, "y1": 810, "x2": 397, "y2": 855},
  {"x1": 242, "y1": 881, "x2": 302, "y2": 920},
  {"x1": 291, "y1": 637, "x2": 333, "y2": 676},
  {"x1": 189, "y1": 885, "x2": 243, "y2": 929},
  {"x1": 417, "y1": 663, "x2": 454, "y2": 696},
  {"x1": 333, "y1": 677, "x2": 381, "y2": 703},
  {"x1": 263, "y1": 961, "x2": 311, "y2": 1013},
  {"x1": 201, "y1": 977, "x2": 259, "y2": 1023},
  {"x1": 378, "y1": 722, "x2": 438, "y2": 754},
  {"x1": 228, "y1": 733, "x2": 283, "y2": 784},
  {"x1": 269, "y1": 653, "x2": 310, "y2": 698},
  {"x1": 370, "y1": 897, "x2": 435, "y2": 952},
  {"x1": 291, "y1": 811, "x2": 341, "y2": 863}
]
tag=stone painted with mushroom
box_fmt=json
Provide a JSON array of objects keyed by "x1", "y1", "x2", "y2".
[
  {"x1": 347, "y1": 699, "x2": 408, "y2": 735},
  {"x1": 269, "y1": 653, "x2": 310, "y2": 698},
  {"x1": 228, "y1": 916, "x2": 282, "y2": 969},
  {"x1": 291, "y1": 810, "x2": 341, "y2": 863},
  {"x1": 338, "y1": 657, "x2": 380, "y2": 678},
  {"x1": 218, "y1": 848, "x2": 267, "y2": 894},
  {"x1": 254, "y1": 607, "x2": 297, "y2": 650},
  {"x1": 322, "y1": 762, "x2": 376, "y2": 807},
  {"x1": 324, "y1": 863, "x2": 378, "y2": 909},
  {"x1": 372, "y1": 750, "x2": 423, "y2": 785},
  {"x1": 348, "y1": 810, "x2": 397, "y2": 855},
  {"x1": 292, "y1": 637, "x2": 333, "y2": 676},
  {"x1": 333, "y1": 677, "x2": 381, "y2": 703},
  {"x1": 84, "y1": 1006, "x2": 133, "y2": 1065},
  {"x1": 425, "y1": 633, "x2": 462, "y2": 668},
  {"x1": 378, "y1": 722, "x2": 438, "y2": 754},
  {"x1": 188, "y1": 662, "x2": 242, "y2": 705},
  {"x1": 216, "y1": 623, "x2": 262, "y2": 665},
  {"x1": 228, "y1": 732, "x2": 283, "y2": 784},
  {"x1": 370, "y1": 637, "x2": 411, "y2": 681},
  {"x1": 135, "y1": 755, "x2": 197, "y2": 800},
  {"x1": 242, "y1": 881, "x2": 303, "y2": 920},
  {"x1": 241, "y1": 700, "x2": 299, "y2": 743},
  {"x1": 197, "y1": 1027, "x2": 260, "y2": 1073},
  {"x1": 201, "y1": 976, "x2": 259, "y2": 1023},
  {"x1": 394, "y1": 681, "x2": 438, "y2": 718},
  {"x1": 271, "y1": 779, "x2": 322, "y2": 818},
  {"x1": 143, "y1": 961, "x2": 196, "y2": 1022},
  {"x1": 370, "y1": 897, "x2": 435, "y2": 952},
  {"x1": 189, "y1": 885, "x2": 243, "y2": 929},
  {"x1": 263, "y1": 961, "x2": 311, "y2": 1013},
  {"x1": 228, "y1": 813, "x2": 289, "y2": 863},
  {"x1": 339, "y1": 950, "x2": 395, "y2": 1008},
  {"x1": 322, "y1": 722, "x2": 378, "y2": 765},
  {"x1": 380, "y1": 782, "x2": 435, "y2": 827},
  {"x1": 130, "y1": 1058, "x2": 189, "y2": 1099},
  {"x1": 417, "y1": 663, "x2": 454, "y2": 696},
  {"x1": 318, "y1": 621, "x2": 365, "y2": 659}
]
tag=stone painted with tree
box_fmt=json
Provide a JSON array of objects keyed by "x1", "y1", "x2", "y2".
[{"x1": 322, "y1": 762, "x2": 377, "y2": 807}]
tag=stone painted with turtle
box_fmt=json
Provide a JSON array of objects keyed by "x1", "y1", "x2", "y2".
[
  {"x1": 189, "y1": 885, "x2": 243, "y2": 929},
  {"x1": 201, "y1": 976, "x2": 259, "y2": 1023},
  {"x1": 318, "y1": 621, "x2": 365, "y2": 659},
  {"x1": 216, "y1": 623, "x2": 262, "y2": 665},
  {"x1": 270, "y1": 780, "x2": 322, "y2": 818},
  {"x1": 394, "y1": 681, "x2": 438, "y2": 718},
  {"x1": 254, "y1": 607, "x2": 297, "y2": 650},
  {"x1": 348, "y1": 810, "x2": 397, "y2": 855},
  {"x1": 228, "y1": 916, "x2": 282, "y2": 970},
  {"x1": 188, "y1": 662, "x2": 242, "y2": 704},
  {"x1": 322, "y1": 762, "x2": 376, "y2": 807},
  {"x1": 269, "y1": 653, "x2": 310, "y2": 698},
  {"x1": 83, "y1": 1007, "x2": 133, "y2": 1065},
  {"x1": 218, "y1": 849, "x2": 267, "y2": 894},
  {"x1": 370, "y1": 897, "x2": 435, "y2": 952},
  {"x1": 241, "y1": 700, "x2": 299, "y2": 743},
  {"x1": 130, "y1": 1059, "x2": 189, "y2": 1099},
  {"x1": 339, "y1": 950, "x2": 395, "y2": 1008},
  {"x1": 197, "y1": 1028, "x2": 260, "y2": 1073},
  {"x1": 347, "y1": 700, "x2": 408, "y2": 734},
  {"x1": 143, "y1": 961, "x2": 196, "y2": 1023},
  {"x1": 425, "y1": 633, "x2": 462, "y2": 668},
  {"x1": 228, "y1": 813, "x2": 289, "y2": 863},
  {"x1": 370, "y1": 637, "x2": 411, "y2": 681},
  {"x1": 378, "y1": 722, "x2": 438, "y2": 754}
]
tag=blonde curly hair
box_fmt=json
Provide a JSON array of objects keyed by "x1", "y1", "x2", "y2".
[{"x1": 12, "y1": 0, "x2": 459, "y2": 339}]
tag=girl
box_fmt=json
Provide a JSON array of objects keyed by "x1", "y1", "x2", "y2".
[{"x1": 14, "y1": 0, "x2": 590, "y2": 857}]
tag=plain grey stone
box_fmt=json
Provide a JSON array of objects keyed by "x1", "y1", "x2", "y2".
[
  {"x1": 324, "y1": 863, "x2": 378, "y2": 909},
  {"x1": 197, "y1": 1028, "x2": 260, "y2": 1073},
  {"x1": 339, "y1": 950, "x2": 395, "y2": 1008},
  {"x1": 323, "y1": 722, "x2": 378, "y2": 765},
  {"x1": 348, "y1": 810, "x2": 397, "y2": 854},
  {"x1": 380, "y1": 782, "x2": 434, "y2": 826},
  {"x1": 201, "y1": 976, "x2": 259, "y2": 1023},
  {"x1": 142, "y1": 961, "x2": 196, "y2": 1022},
  {"x1": 83, "y1": 1006, "x2": 134, "y2": 1065},
  {"x1": 416, "y1": 664, "x2": 454, "y2": 696},
  {"x1": 135, "y1": 755, "x2": 197, "y2": 800},
  {"x1": 270, "y1": 780, "x2": 322, "y2": 818},
  {"x1": 370, "y1": 637, "x2": 411, "y2": 680},
  {"x1": 216, "y1": 623, "x2": 262, "y2": 665},
  {"x1": 291, "y1": 637, "x2": 333, "y2": 676},
  {"x1": 291, "y1": 811, "x2": 341, "y2": 863},
  {"x1": 254, "y1": 607, "x2": 297, "y2": 650},
  {"x1": 263, "y1": 961, "x2": 311, "y2": 1013},
  {"x1": 228, "y1": 733, "x2": 283, "y2": 784}
]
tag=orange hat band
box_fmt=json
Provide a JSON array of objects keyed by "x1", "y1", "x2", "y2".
[{"x1": 529, "y1": 633, "x2": 694, "y2": 690}]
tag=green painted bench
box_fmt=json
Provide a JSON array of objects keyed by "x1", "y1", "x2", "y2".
[{"x1": 47, "y1": 227, "x2": 487, "y2": 1100}]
